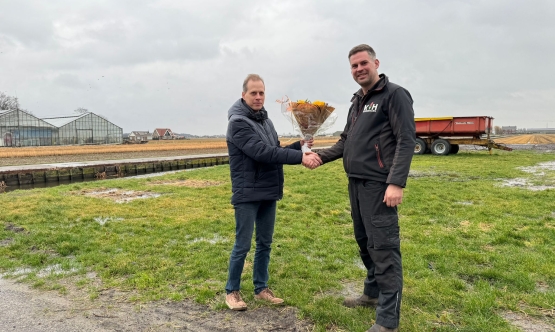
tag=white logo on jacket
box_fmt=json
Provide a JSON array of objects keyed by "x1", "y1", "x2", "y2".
[{"x1": 363, "y1": 102, "x2": 378, "y2": 112}]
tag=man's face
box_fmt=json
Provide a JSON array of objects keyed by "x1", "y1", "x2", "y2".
[
  {"x1": 350, "y1": 51, "x2": 380, "y2": 90},
  {"x1": 242, "y1": 79, "x2": 265, "y2": 111}
]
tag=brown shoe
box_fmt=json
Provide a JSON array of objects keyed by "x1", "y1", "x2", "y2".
[
  {"x1": 343, "y1": 294, "x2": 379, "y2": 308},
  {"x1": 225, "y1": 291, "x2": 247, "y2": 311},
  {"x1": 254, "y1": 288, "x2": 284, "y2": 305},
  {"x1": 367, "y1": 323, "x2": 398, "y2": 332}
]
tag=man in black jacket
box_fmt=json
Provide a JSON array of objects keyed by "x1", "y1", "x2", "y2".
[
  {"x1": 225, "y1": 74, "x2": 321, "y2": 311},
  {"x1": 317, "y1": 45, "x2": 415, "y2": 332}
]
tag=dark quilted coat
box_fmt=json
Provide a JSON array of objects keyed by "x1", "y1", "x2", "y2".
[{"x1": 226, "y1": 99, "x2": 303, "y2": 204}]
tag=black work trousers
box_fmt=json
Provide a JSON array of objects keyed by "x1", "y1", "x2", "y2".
[{"x1": 348, "y1": 178, "x2": 402, "y2": 329}]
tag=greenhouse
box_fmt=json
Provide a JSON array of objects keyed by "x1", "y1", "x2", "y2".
[{"x1": 0, "y1": 110, "x2": 123, "y2": 147}]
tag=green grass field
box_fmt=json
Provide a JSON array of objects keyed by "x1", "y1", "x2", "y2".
[{"x1": 1, "y1": 150, "x2": 554, "y2": 331}]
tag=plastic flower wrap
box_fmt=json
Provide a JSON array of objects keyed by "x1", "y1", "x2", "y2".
[{"x1": 277, "y1": 97, "x2": 338, "y2": 152}]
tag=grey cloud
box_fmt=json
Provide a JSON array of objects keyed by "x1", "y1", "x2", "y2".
[{"x1": 1, "y1": 0, "x2": 554, "y2": 134}]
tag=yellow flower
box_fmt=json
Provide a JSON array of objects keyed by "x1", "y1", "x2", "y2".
[
  {"x1": 313, "y1": 101, "x2": 326, "y2": 107},
  {"x1": 296, "y1": 100, "x2": 306, "y2": 104}
]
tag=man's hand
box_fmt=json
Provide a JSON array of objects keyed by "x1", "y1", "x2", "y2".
[
  {"x1": 383, "y1": 184, "x2": 404, "y2": 207},
  {"x1": 300, "y1": 138, "x2": 314, "y2": 148},
  {"x1": 302, "y1": 152, "x2": 322, "y2": 169}
]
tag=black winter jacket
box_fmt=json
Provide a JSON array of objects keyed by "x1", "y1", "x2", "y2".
[
  {"x1": 318, "y1": 74, "x2": 415, "y2": 188},
  {"x1": 226, "y1": 99, "x2": 303, "y2": 204}
]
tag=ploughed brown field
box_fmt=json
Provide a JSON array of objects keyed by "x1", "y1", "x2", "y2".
[
  {"x1": 0, "y1": 137, "x2": 339, "y2": 167},
  {"x1": 495, "y1": 134, "x2": 555, "y2": 144}
]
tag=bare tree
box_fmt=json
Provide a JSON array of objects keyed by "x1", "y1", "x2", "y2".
[
  {"x1": 0, "y1": 91, "x2": 20, "y2": 111},
  {"x1": 74, "y1": 107, "x2": 108, "y2": 120},
  {"x1": 74, "y1": 107, "x2": 89, "y2": 114}
]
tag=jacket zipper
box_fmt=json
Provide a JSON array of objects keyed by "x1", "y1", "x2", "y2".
[{"x1": 375, "y1": 144, "x2": 384, "y2": 168}]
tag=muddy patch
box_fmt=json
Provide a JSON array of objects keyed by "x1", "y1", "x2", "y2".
[
  {"x1": 501, "y1": 311, "x2": 555, "y2": 332},
  {"x1": 536, "y1": 281, "x2": 550, "y2": 293},
  {"x1": 4, "y1": 223, "x2": 26, "y2": 233},
  {"x1": 408, "y1": 170, "x2": 479, "y2": 182},
  {"x1": 0, "y1": 238, "x2": 13, "y2": 247},
  {"x1": 148, "y1": 179, "x2": 223, "y2": 188},
  {"x1": 73, "y1": 188, "x2": 161, "y2": 203},
  {"x1": 0, "y1": 277, "x2": 314, "y2": 332},
  {"x1": 408, "y1": 170, "x2": 458, "y2": 178}
]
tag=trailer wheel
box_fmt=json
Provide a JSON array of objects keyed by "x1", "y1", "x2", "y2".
[
  {"x1": 414, "y1": 138, "x2": 427, "y2": 155},
  {"x1": 450, "y1": 144, "x2": 460, "y2": 154},
  {"x1": 431, "y1": 139, "x2": 451, "y2": 155}
]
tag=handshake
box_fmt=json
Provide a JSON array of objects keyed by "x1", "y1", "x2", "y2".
[
  {"x1": 302, "y1": 152, "x2": 322, "y2": 170},
  {"x1": 299, "y1": 138, "x2": 321, "y2": 170}
]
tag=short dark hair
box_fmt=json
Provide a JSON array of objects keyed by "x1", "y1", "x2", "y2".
[
  {"x1": 242, "y1": 74, "x2": 265, "y2": 93},
  {"x1": 348, "y1": 44, "x2": 376, "y2": 59}
]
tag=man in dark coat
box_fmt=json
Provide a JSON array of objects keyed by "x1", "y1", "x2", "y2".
[
  {"x1": 225, "y1": 74, "x2": 321, "y2": 310},
  {"x1": 317, "y1": 45, "x2": 416, "y2": 332}
]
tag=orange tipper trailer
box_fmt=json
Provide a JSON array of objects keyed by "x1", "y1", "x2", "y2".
[{"x1": 414, "y1": 116, "x2": 512, "y2": 155}]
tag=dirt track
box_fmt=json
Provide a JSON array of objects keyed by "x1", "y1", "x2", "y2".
[{"x1": 0, "y1": 277, "x2": 313, "y2": 332}]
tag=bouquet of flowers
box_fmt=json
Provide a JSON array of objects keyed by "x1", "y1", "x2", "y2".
[{"x1": 278, "y1": 97, "x2": 338, "y2": 152}]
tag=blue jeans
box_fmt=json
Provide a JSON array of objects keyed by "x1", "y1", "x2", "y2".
[{"x1": 225, "y1": 200, "x2": 276, "y2": 295}]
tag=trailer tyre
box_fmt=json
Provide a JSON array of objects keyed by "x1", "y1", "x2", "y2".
[
  {"x1": 414, "y1": 138, "x2": 427, "y2": 155},
  {"x1": 431, "y1": 139, "x2": 451, "y2": 155},
  {"x1": 450, "y1": 144, "x2": 460, "y2": 154}
]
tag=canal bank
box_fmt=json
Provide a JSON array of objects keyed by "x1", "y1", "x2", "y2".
[{"x1": 0, "y1": 153, "x2": 229, "y2": 189}]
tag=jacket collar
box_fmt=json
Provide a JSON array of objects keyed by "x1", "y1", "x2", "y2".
[
  {"x1": 351, "y1": 74, "x2": 388, "y2": 102},
  {"x1": 228, "y1": 98, "x2": 268, "y2": 123}
]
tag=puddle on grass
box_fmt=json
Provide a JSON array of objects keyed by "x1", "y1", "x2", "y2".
[
  {"x1": 518, "y1": 161, "x2": 555, "y2": 176},
  {"x1": 501, "y1": 311, "x2": 555, "y2": 332},
  {"x1": 37, "y1": 264, "x2": 79, "y2": 277},
  {"x1": 1, "y1": 263, "x2": 79, "y2": 279},
  {"x1": 0, "y1": 267, "x2": 34, "y2": 278},
  {"x1": 499, "y1": 178, "x2": 555, "y2": 191},
  {"x1": 148, "y1": 179, "x2": 223, "y2": 188},
  {"x1": 316, "y1": 281, "x2": 363, "y2": 300},
  {"x1": 93, "y1": 216, "x2": 124, "y2": 226},
  {"x1": 189, "y1": 234, "x2": 228, "y2": 244},
  {"x1": 73, "y1": 188, "x2": 161, "y2": 203},
  {"x1": 499, "y1": 161, "x2": 555, "y2": 191}
]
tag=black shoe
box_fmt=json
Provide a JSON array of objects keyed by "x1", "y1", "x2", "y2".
[
  {"x1": 343, "y1": 294, "x2": 378, "y2": 308},
  {"x1": 367, "y1": 323, "x2": 398, "y2": 332}
]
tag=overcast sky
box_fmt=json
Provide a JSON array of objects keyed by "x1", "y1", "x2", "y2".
[{"x1": 1, "y1": 0, "x2": 554, "y2": 135}]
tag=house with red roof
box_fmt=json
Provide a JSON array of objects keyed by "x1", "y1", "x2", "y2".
[{"x1": 152, "y1": 128, "x2": 174, "y2": 140}]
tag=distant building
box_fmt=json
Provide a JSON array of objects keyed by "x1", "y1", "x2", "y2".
[
  {"x1": 153, "y1": 128, "x2": 174, "y2": 140},
  {"x1": 0, "y1": 109, "x2": 122, "y2": 147},
  {"x1": 501, "y1": 126, "x2": 517, "y2": 134},
  {"x1": 524, "y1": 128, "x2": 555, "y2": 134},
  {"x1": 129, "y1": 131, "x2": 150, "y2": 142}
]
